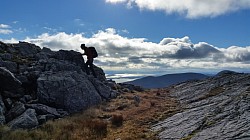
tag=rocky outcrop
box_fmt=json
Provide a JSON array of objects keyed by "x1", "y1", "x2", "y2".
[
  {"x1": 0, "y1": 41, "x2": 122, "y2": 129},
  {"x1": 15, "y1": 41, "x2": 41, "y2": 58},
  {"x1": 37, "y1": 71, "x2": 102, "y2": 113},
  {"x1": 152, "y1": 72, "x2": 250, "y2": 140}
]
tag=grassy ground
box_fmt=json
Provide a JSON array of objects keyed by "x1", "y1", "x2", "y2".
[{"x1": 0, "y1": 88, "x2": 180, "y2": 140}]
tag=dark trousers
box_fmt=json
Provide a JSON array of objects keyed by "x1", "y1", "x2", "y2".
[{"x1": 85, "y1": 59, "x2": 97, "y2": 78}]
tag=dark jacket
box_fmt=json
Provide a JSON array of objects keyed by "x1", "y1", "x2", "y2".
[{"x1": 83, "y1": 47, "x2": 93, "y2": 60}]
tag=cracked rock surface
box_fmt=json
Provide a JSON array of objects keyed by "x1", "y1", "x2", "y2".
[{"x1": 152, "y1": 72, "x2": 250, "y2": 140}]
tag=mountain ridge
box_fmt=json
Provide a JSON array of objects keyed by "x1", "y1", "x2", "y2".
[{"x1": 125, "y1": 72, "x2": 209, "y2": 89}]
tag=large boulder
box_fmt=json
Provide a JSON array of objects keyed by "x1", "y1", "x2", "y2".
[
  {"x1": 52, "y1": 50, "x2": 85, "y2": 68},
  {"x1": 89, "y1": 77, "x2": 111, "y2": 99},
  {"x1": 0, "y1": 95, "x2": 6, "y2": 125},
  {"x1": 0, "y1": 67, "x2": 22, "y2": 93},
  {"x1": 37, "y1": 71, "x2": 102, "y2": 113},
  {"x1": 41, "y1": 58, "x2": 83, "y2": 73},
  {"x1": 7, "y1": 109, "x2": 38, "y2": 129},
  {"x1": 93, "y1": 65, "x2": 106, "y2": 81}
]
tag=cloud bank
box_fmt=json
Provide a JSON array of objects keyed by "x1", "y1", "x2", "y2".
[
  {"x1": 1, "y1": 28, "x2": 250, "y2": 75},
  {"x1": 106, "y1": 0, "x2": 250, "y2": 18}
]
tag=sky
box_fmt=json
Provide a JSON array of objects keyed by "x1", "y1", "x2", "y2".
[{"x1": 1, "y1": 0, "x2": 250, "y2": 82}]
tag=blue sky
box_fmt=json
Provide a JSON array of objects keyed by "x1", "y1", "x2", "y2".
[{"x1": 1, "y1": 0, "x2": 250, "y2": 82}]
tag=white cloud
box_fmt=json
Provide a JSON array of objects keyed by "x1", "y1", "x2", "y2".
[
  {"x1": 0, "y1": 29, "x2": 13, "y2": 34},
  {"x1": 218, "y1": 46, "x2": 250, "y2": 62},
  {"x1": 0, "y1": 24, "x2": 11, "y2": 28},
  {"x1": 105, "y1": 0, "x2": 250, "y2": 18},
  {"x1": 0, "y1": 24, "x2": 13, "y2": 34},
  {"x1": 43, "y1": 27, "x2": 58, "y2": 32},
  {"x1": 1, "y1": 28, "x2": 250, "y2": 74},
  {"x1": 106, "y1": 0, "x2": 127, "y2": 3}
]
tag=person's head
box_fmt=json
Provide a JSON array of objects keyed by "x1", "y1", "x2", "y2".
[{"x1": 80, "y1": 44, "x2": 86, "y2": 50}]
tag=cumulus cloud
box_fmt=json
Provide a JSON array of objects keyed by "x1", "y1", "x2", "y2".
[
  {"x1": 218, "y1": 46, "x2": 250, "y2": 62},
  {"x1": 1, "y1": 28, "x2": 250, "y2": 74},
  {"x1": 159, "y1": 37, "x2": 221, "y2": 59},
  {"x1": 105, "y1": 0, "x2": 250, "y2": 18},
  {"x1": 0, "y1": 24, "x2": 11, "y2": 28},
  {"x1": 0, "y1": 29, "x2": 13, "y2": 34},
  {"x1": 0, "y1": 24, "x2": 13, "y2": 34}
]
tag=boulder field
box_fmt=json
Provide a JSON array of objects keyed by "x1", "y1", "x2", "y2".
[{"x1": 0, "y1": 41, "x2": 142, "y2": 129}]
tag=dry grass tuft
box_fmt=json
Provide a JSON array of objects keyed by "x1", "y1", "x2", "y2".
[
  {"x1": 150, "y1": 102, "x2": 156, "y2": 107},
  {"x1": 111, "y1": 114, "x2": 123, "y2": 127},
  {"x1": 87, "y1": 119, "x2": 108, "y2": 136}
]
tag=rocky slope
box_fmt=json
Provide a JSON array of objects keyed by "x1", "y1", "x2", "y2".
[
  {"x1": 152, "y1": 71, "x2": 250, "y2": 140},
  {"x1": 0, "y1": 41, "x2": 142, "y2": 130}
]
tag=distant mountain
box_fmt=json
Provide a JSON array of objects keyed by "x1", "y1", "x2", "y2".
[{"x1": 125, "y1": 72, "x2": 209, "y2": 89}]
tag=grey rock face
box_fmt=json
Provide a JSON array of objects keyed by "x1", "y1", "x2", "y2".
[
  {"x1": 35, "y1": 47, "x2": 54, "y2": 60},
  {"x1": 152, "y1": 73, "x2": 250, "y2": 140},
  {"x1": 0, "y1": 67, "x2": 22, "y2": 92},
  {"x1": 4, "y1": 98, "x2": 13, "y2": 110},
  {"x1": 0, "y1": 61, "x2": 17, "y2": 73},
  {"x1": 0, "y1": 53, "x2": 13, "y2": 61},
  {"x1": 89, "y1": 77, "x2": 111, "y2": 99},
  {"x1": 93, "y1": 65, "x2": 106, "y2": 81},
  {"x1": 15, "y1": 41, "x2": 41, "y2": 58},
  {"x1": 7, "y1": 109, "x2": 38, "y2": 129},
  {"x1": 42, "y1": 58, "x2": 83, "y2": 73},
  {"x1": 5, "y1": 102, "x2": 26, "y2": 122},
  {"x1": 0, "y1": 95, "x2": 6, "y2": 125},
  {"x1": 37, "y1": 71, "x2": 102, "y2": 113},
  {"x1": 25, "y1": 103, "x2": 61, "y2": 117},
  {"x1": 52, "y1": 50, "x2": 85, "y2": 68}
]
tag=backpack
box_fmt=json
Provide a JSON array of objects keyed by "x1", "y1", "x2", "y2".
[{"x1": 89, "y1": 47, "x2": 98, "y2": 58}]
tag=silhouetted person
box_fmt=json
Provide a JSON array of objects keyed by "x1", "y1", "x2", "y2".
[{"x1": 81, "y1": 44, "x2": 97, "y2": 78}]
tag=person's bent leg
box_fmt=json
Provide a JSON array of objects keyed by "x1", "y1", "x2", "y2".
[
  {"x1": 85, "y1": 60, "x2": 90, "y2": 75},
  {"x1": 89, "y1": 64, "x2": 97, "y2": 78}
]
